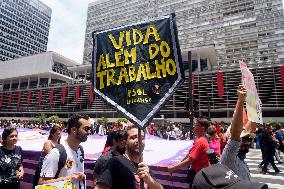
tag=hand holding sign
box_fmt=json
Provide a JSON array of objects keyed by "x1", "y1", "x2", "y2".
[
  {"x1": 237, "y1": 85, "x2": 247, "y2": 103},
  {"x1": 71, "y1": 172, "x2": 85, "y2": 181}
]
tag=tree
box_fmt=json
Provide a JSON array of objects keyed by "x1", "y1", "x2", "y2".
[
  {"x1": 97, "y1": 117, "x2": 108, "y2": 124},
  {"x1": 265, "y1": 119, "x2": 281, "y2": 127},
  {"x1": 117, "y1": 118, "x2": 127, "y2": 124},
  {"x1": 38, "y1": 113, "x2": 46, "y2": 122},
  {"x1": 48, "y1": 115, "x2": 61, "y2": 124}
]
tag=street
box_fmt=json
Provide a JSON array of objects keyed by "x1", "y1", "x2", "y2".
[{"x1": 247, "y1": 149, "x2": 284, "y2": 189}]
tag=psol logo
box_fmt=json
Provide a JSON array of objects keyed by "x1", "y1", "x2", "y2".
[{"x1": 152, "y1": 84, "x2": 161, "y2": 94}]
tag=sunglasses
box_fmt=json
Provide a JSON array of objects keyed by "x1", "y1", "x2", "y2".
[{"x1": 82, "y1": 126, "x2": 91, "y2": 132}]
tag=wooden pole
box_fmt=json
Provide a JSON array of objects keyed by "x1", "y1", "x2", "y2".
[
  {"x1": 188, "y1": 51, "x2": 194, "y2": 139},
  {"x1": 138, "y1": 128, "x2": 144, "y2": 189}
]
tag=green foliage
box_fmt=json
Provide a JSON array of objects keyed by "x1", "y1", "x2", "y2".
[
  {"x1": 38, "y1": 113, "x2": 46, "y2": 122},
  {"x1": 97, "y1": 117, "x2": 108, "y2": 124},
  {"x1": 265, "y1": 119, "x2": 281, "y2": 127},
  {"x1": 48, "y1": 115, "x2": 61, "y2": 124},
  {"x1": 117, "y1": 118, "x2": 127, "y2": 124}
]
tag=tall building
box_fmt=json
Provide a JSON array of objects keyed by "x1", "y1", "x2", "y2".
[
  {"x1": 0, "y1": 0, "x2": 51, "y2": 61},
  {"x1": 81, "y1": 0, "x2": 284, "y2": 120},
  {"x1": 83, "y1": 0, "x2": 284, "y2": 68}
]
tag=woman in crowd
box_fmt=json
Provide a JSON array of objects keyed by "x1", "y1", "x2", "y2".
[
  {"x1": 0, "y1": 127, "x2": 24, "y2": 189},
  {"x1": 207, "y1": 126, "x2": 221, "y2": 157},
  {"x1": 33, "y1": 125, "x2": 62, "y2": 188},
  {"x1": 42, "y1": 125, "x2": 62, "y2": 155}
]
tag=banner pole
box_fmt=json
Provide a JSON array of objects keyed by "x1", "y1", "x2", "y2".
[
  {"x1": 188, "y1": 51, "x2": 194, "y2": 139},
  {"x1": 138, "y1": 128, "x2": 144, "y2": 189}
]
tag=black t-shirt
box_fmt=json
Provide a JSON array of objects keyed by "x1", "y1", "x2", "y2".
[
  {"x1": 93, "y1": 150, "x2": 114, "y2": 177},
  {"x1": 0, "y1": 146, "x2": 23, "y2": 180},
  {"x1": 97, "y1": 155, "x2": 155, "y2": 189}
]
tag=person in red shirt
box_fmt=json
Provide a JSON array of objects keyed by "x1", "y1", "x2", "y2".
[{"x1": 168, "y1": 117, "x2": 210, "y2": 188}]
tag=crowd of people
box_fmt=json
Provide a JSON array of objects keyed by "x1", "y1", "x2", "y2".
[{"x1": 0, "y1": 85, "x2": 283, "y2": 189}]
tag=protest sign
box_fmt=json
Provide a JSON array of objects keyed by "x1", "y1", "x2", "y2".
[
  {"x1": 92, "y1": 14, "x2": 184, "y2": 129},
  {"x1": 239, "y1": 61, "x2": 263, "y2": 124},
  {"x1": 35, "y1": 180, "x2": 75, "y2": 189}
]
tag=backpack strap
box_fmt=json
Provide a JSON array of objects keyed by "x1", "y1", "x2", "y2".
[
  {"x1": 78, "y1": 145, "x2": 84, "y2": 159},
  {"x1": 54, "y1": 144, "x2": 84, "y2": 179},
  {"x1": 54, "y1": 144, "x2": 67, "y2": 179}
]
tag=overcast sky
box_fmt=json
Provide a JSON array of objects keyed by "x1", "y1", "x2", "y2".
[
  {"x1": 41, "y1": 0, "x2": 284, "y2": 64},
  {"x1": 40, "y1": 0, "x2": 94, "y2": 64}
]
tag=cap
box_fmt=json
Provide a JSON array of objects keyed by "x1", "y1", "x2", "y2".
[{"x1": 192, "y1": 164, "x2": 268, "y2": 189}]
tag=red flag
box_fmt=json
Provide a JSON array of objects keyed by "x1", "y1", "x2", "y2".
[
  {"x1": 27, "y1": 90, "x2": 32, "y2": 105},
  {"x1": 7, "y1": 92, "x2": 13, "y2": 106},
  {"x1": 38, "y1": 88, "x2": 42, "y2": 105},
  {"x1": 49, "y1": 88, "x2": 54, "y2": 104},
  {"x1": 62, "y1": 86, "x2": 67, "y2": 104},
  {"x1": 75, "y1": 86, "x2": 80, "y2": 104},
  {"x1": 0, "y1": 93, "x2": 3, "y2": 107},
  {"x1": 217, "y1": 71, "x2": 224, "y2": 97},
  {"x1": 17, "y1": 91, "x2": 21, "y2": 106},
  {"x1": 280, "y1": 65, "x2": 284, "y2": 91},
  {"x1": 89, "y1": 84, "x2": 94, "y2": 104}
]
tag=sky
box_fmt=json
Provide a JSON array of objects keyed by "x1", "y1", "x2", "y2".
[
  {"x1": 40, "y1": 0, "x2": 95, "y2": 64},
  {"x1": 41, "y1": 0, "x2": 284, "y2": 64}
]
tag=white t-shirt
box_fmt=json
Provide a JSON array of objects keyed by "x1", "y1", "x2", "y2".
[{"x1": 40, "y1": 140, "x2": 85, "y2": 189}]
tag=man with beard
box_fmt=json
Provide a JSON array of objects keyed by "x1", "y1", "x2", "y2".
[
  {"x1": 39, "y1": 114, "x2": 92, "y2": 189},
  {"x1": 93, "y1": 130, "x2": 127, "y2": 187},
  {"x1": 220, "y1": 85, "x2": 255, "y2": 180},
  {"x1": 95, "y1": 126, "x2": 163, "y2": 189}
]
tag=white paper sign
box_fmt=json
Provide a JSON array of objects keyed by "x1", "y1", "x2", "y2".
[
  {"x1": 239, "y1": 61, "x2": 263, "y2": 124},
  {"x1": 35, "y1": 180, "x2": 75, "y2": 189}
]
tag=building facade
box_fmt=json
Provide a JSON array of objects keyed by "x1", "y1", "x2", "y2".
[
  {"x1": 83, "y1": 0, "x2": 284, "y2": 68},
  {"x1": 80, "y1": 0, "x2": 284, "y2": 120},
  {"x1": 0, "y1": 0, "x2": 51, "y2": 61}
]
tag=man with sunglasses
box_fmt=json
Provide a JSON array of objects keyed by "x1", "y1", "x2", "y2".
[
  {"x1": 220, "y1": 85, "x2": 256, "y2": 181},
  {"x1": 39, "y1": 114, "x2": 92, "y2": 189}
]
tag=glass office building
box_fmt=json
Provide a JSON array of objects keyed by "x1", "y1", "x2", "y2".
[{"x1": 0, "y1": 0, "x2": 51, "y2": 61}]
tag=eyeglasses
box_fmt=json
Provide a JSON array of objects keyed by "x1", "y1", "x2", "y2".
[{"x1": 82, "y1": 126, "x2": 91, "y2": 132}]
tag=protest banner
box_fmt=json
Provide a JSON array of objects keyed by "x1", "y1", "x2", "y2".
[
  {"x1": 92, "y1": 14, "x2": 184, "y2": 129},
  {"x1": 239, "y1": 61, "x2": 263, "y2": 124},
  {"x1": 35, "y1": 180, "x2": 75, "y2": 189}
]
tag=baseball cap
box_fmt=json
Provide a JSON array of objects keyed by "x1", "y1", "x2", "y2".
[{"x1": 192, "y1": 164, "x2": 268, "y2": 189}]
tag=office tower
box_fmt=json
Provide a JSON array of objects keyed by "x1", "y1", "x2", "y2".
[
  {"x1": 0, "y1": 0, "x2": 51, "y2": 61},
  {"x1": 83, "y1": 0, "x2": 284, "y2": 69}
]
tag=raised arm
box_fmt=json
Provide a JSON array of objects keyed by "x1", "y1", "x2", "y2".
[
  {"x1": 220, "y1": 85, "x2": 247, "y2": 171},
  {"x1": 230, "y1": 85, "x2": 247, "y2": 141}
]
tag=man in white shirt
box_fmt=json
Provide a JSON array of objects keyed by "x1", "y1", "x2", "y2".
[{"x1": 39, "y1": 114, "x2": 92, "y2": 189}]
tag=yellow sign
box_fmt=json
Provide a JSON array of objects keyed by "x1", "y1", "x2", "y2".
[{"x1": 35, "y1": 180, "x2": 75, "y2": 189}]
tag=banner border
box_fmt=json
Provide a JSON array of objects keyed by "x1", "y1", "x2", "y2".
[{"x1": 92, "y1": 14, "x2": 184, "y2": 129}]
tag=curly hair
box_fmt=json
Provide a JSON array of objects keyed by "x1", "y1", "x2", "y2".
[{"x1": 66, "y1": 114, "x2": 90, "y2": 134}]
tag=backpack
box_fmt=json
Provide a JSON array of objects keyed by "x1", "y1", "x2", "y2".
[{"x1": 32, "y1": 144, "x2": 84, "y2": 188}]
